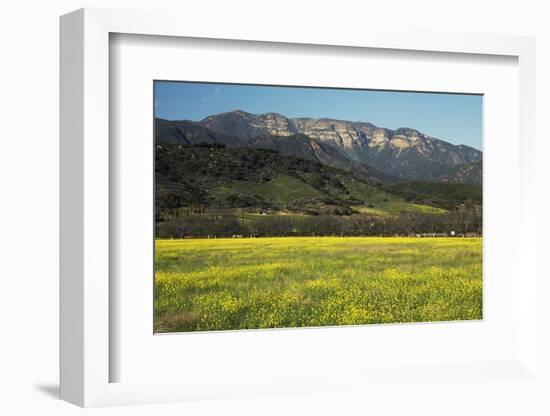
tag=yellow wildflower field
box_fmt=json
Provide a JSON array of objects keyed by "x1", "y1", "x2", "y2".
[{"x1": 154, "y1": 237, "x2": 482, "y2": 332}]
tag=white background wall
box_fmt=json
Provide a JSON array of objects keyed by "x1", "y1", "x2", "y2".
[{"x1": 0, "y1": 1, "x2": 548, "y2": 414}]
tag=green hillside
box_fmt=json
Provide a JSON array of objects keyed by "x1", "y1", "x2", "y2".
[
  {"x1": 155, "y1": 144, "x2": 438, "y2": 218},
  {"x1": 232, "y1": 175, "x2": 323, "y2": 207}
]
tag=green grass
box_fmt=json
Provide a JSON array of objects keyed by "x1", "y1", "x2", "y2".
[
  {"x1": 341, "y1": 176, "x2": 392, "y2": 201},
  {"x1": 354, "y1": 201, "x2": 447, "y2": 217},
  {"x1": 232, "y1": 175, "x2": 323, "y2": 206},
  {"x1": 155, "y1": 237, "x2": 482, "y2": 332}
]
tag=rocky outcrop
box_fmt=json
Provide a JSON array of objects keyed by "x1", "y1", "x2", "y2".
[{"x1": 201, "y1": 110, "x2": 298, "y2": 139}]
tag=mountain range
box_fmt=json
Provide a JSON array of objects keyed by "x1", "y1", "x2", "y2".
[{"x1": 155, "y1": 110, "x2": 482, "y2": 185}]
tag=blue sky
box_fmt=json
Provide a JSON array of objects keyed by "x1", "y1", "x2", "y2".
[{"x1": 155, "y1": 81, "x2": 483, "y2": 150}]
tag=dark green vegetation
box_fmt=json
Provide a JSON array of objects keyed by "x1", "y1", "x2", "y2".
[
  {"x1": 156, "y1": 144, "x2": 482, "y2": 238},
  {"x1": 155, "y1": 237, "x2": 483, "y2": 332},
  {"x1": 385, "y1": 180, "x2": 482, "y2": 210},
  {"x1": 156, "y1": 144, "x2": 394, "y2": 216}
]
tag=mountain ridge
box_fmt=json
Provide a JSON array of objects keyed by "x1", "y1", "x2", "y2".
[
  {"x1": 156, "y1": 110, "x2": 482, "y2": 185},
  {"x1": 199, "y1": 109, "x2": 480, "y2": 150}
]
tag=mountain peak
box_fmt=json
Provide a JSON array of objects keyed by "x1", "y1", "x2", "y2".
[{"x1": 201, "y1": 109, "x2": 251, "y2": 120}]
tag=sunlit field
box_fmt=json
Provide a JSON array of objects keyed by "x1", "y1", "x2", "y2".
[{"x1": 154, "y1": 237, "x2": 482, "y2": 332}]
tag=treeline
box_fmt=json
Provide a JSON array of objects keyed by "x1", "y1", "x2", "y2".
[
  {"x1": 384, "y1": 181, "x2": 482, "y2": 210},
  {"x1": 156, "y1": 207, "x2": 482, "y2": 239}
]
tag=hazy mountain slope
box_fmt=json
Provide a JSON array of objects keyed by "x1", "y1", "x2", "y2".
[
  {"x1": 155, "y1": 118, "x2": 245, "y2": 146},
  {"x1": 247, "y1": 133, "x2": 345, "y2": 165},
  {"x1": 439, "y1": 162, "x2": 482, "y2": 185},
  {"x1": 247, "y1": 133, "x2": 400, "y2": 184}
]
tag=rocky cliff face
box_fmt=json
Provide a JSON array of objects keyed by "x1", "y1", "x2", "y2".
[
  {"x1": 201, "y1": 110, "x2": 298, "y2": 139},
  {"x1": 197, "y1": 110, "x2": 482, "y2": 183},
  {"x1": 292, "y1": 118, "x2": 374, "y2": 154}
]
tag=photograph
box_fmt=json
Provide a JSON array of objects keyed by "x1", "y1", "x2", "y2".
[{"x1": 153, "y1": 81, "x2": 483, "y2": 333}]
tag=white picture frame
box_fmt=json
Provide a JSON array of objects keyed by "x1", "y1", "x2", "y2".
[{"x1": 60, "y1": 7, "x2": 539, "y2": 408}]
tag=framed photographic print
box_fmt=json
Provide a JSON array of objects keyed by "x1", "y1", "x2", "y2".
[{"x1": 60, "y1": 8, "x2": 541, "y2": 409}]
